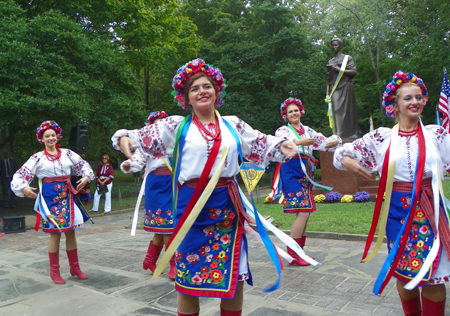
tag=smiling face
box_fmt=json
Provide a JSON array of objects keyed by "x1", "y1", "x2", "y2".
[
  {"x1": 286, "y1": 104, "x2": 302, "y2": 125},
  {"x1": 394, "y1": 85, "x2": 425, "y2": 121},
  {"x1": 42, "y1": 129, "x2": 58, "y2": 149},
  {"x1": 187, "y1": 75, "x2": 217, "y2": 113}
]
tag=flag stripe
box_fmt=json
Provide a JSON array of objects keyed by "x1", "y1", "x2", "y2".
[{"x1": 438, "y1": 69, "x2": 450, "y2": 132}]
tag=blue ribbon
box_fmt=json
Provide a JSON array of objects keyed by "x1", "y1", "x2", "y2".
[
  {"x1": 372, "y1": 149, "x2": 420, "y2": 295},
  {"x1": 171, "y1": 115, "x2": 192, "y2": 214},
  {"x1": 296, "y1": 147, "x2": 332, "y2": 192},
  {"x1": 223, "y1": 118, "x2": 282, "y2": 292}
]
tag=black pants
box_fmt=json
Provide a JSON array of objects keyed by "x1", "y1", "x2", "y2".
[{"x1": 1, "y1": 177, "x2": 15, "y2": 207}]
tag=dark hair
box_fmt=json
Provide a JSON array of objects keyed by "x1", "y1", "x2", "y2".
[{"x1": 182, "y1": 73, "x2": 218, "y2": 108}]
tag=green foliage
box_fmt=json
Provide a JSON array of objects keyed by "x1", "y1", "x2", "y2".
[
  {"x1": 182, "y1": 0, "x2": 327, "y2": 134},
  {"x1": 0, "y1": 0, "x2": 146, "y2": 156}
]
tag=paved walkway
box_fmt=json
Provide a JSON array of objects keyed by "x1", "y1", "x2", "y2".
[{"x1": 1, "y1": 210, "x2": 450, "y2": 316}]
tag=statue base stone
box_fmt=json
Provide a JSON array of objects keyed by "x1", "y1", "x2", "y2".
[{"x1": 313, "y1": 150, "x2": 379, "y2": 199}]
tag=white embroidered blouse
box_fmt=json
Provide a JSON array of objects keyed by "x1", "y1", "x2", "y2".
[
  {"x1": 333, "y1": 125, "x2": 450, "y2": 182},
  {"x1": 11, "y1": 149, "x2": 95, "y2": 197},
  {"x1": 275, "y1": 125, "x2": 342, "y2": 157},
  {"x1": 111, "y1": 115, "x2": 289, "y2": 182}
]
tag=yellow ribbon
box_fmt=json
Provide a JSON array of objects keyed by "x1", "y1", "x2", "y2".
[
  {"x1": 162, "y1": 158, "x2": 183, "y2": 186},
  {"x1": 153, "y1": 113, "x2": 230, "y2": 278},
  {"x1": 362, "y1": 124, "x2": 399, "y2": 262}
]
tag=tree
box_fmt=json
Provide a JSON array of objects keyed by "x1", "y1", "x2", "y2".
[
  {"x1": 15, "y1": 0, "x2": 199, "y2": 110},
  {"x1": 0, "y1": 0, "x2": 145, "y2": 160},
  {"x1": 182, "y1": 0, "x2": 328, "y2": 134}
]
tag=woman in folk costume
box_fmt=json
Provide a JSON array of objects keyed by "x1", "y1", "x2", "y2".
[
  {"x1": 91, "y1": 153, "x2": 114, "y2": 214},
  {"x1": 117, "y1": 111, "x2": 176, "y2": 279},
  {"x1": 273, "y1": 98, "x2": 341, "y2": 266},
  {"x1": 11, "y1": 121, "x2": 94, "y2": 284},
  {"x1": 112, "y1": 58, "x2": 298, "y2": 316},
  {"x1": 334, "y1": 71, "x2": 450, "y2": 315}
]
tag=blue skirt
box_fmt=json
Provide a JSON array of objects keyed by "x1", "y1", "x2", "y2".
[
  {"x1": 40, "y1": 181, "x2": 87, "y2": 233},
  {"x1": 143, "y1": 173, "x2": 174, "y2": 234},
  {"x1": 174, "y1": 184, "x2": 245, "y2": 298},
  {"x1": 386, "y1": 189, "x2": 441, "y2": 285},
  {"x1": 280, "y1": 158, "x2": 315, "y2": 213}
]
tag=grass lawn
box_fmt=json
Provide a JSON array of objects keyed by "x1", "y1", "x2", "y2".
[{"x1": 100, "y1": 169, "x2": 450, "y2": 235}]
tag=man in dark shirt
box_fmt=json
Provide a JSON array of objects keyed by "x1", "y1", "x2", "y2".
[{"x1": 1, "y1": 151, "x2": 17, "y2": 208}]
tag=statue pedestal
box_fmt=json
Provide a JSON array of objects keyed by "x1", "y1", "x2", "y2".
[
  {"x1": 317, "y1": 151, "x2": 359, "y2": 194},
  {"x1": 314, "y1": 150, "x2": 379, "y2": 199}
]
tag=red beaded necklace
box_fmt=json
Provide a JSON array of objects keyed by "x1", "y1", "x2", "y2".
[
  {"x1": 44, "y1": 147, "x2": 61, "y2": 161},
  {"x1": 398, "y1": 127, "x2": 418, "y2": 137},
  {"x1": 292, "y1": 125, "x2": 305, "y2": 136},
  {"x1": 193, "y1": 114, "x2": 221, "y2": 142}
]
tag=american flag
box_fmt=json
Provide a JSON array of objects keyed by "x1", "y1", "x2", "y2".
[{"x1": 438, "y1": 69, "x2": 450, "y2": 132}]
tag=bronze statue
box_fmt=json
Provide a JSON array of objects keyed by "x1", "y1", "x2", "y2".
[{"x1": 326, "y1": 38, "x2": 358, "y2": 139}]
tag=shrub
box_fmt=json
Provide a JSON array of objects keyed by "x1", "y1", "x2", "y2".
[
  {"x1": 314, "y1": 194, "x2": 326, "y2": 203},
  {"x1": 341, "y1": 195, "x2": 354, "y2": 203},
  {"x1": 355, "y1": 191, "x2": 371, "y2": 202},
  {"x1": 325, "y1": 191, "x2": 342, "y2": 203}
]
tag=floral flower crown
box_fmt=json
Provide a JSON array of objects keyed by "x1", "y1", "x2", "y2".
[
  {"x1": 280, "y1": 98, "x2": 305, "y2": 122},
  {"x1": 145, "y1": 111, "x2": 168, "y2": 126},
  {"x1": 36, "y1": 120, "x2": 62, "y2": 144},
  {"x1": 382, "y1": 71, "x2": 428, "y2": 118},
  {"x1": 171, "y1": 58, "x2": 227, "y2": 110}
]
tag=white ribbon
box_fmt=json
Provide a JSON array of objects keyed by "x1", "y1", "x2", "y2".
[
  {"x1": 238, "y1": 187, "x2": 320, "y2": 266},
  {"x1": 404, "y1": 121, "x2": 442, "y2": 289}
]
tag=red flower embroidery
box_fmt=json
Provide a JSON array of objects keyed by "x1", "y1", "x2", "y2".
[
  {"x1": 210, "y1": 262, "x2": 218, "y2": 269},
  {"x1": 409, "y1": 258, "x2": 422, "y2": 270},
  {"x1": 220, "y1": 234, "x2": 230, "y2": 244},
  {"x1": 221, "y1": 220, "x2": 232, "y2": 228},
  {"x1": 414, "y1": 209, "x2": 426, "y2": 221},
  {"x1": 419, "y1": 225, "x2": 428, "y2": 234},
  {"x1": 210, "y1": 269, "x2": 222, "y2": 282}
]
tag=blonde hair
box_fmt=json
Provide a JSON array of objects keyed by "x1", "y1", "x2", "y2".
[{"x1": 101, "y1": 154, "x2": 110, "y2": 164}]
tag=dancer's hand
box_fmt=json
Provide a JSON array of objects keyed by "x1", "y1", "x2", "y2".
[
  {"x1": 122, "y1": 161, "x2": 131, "y2": 172},
  {"x1": 280, "y1": 141, "x2": 297, "y2": 158},
  {"x1": 342, "y1": 156, "x2": 372, "y2": 180},
  {"x1": 325, "y1": 139, "x2": 340, "y2": 149},
  {"x1": 23, "y1": 186, "x2": 38, "y2": 199},
  {"x1": 295, "y1": 138, "x2": 317, "y2": 146},
  {"x1": 76, "y1": 176, "x2": 89, "y2": 191}
]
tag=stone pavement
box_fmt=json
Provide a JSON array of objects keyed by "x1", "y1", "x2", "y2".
[{"x1": 1, "y1": 210, "x2": 450, "y2": 316}]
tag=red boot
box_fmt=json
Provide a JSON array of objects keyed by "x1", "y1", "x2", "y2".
[
  {"x1": 67, "y1": 249, "x2": 88, "y2": 279},
  {"x1": 399, "y1": 295, "x2": 422, "y2": 316},
  {"x1": 143, "y1": 241, "x2": 163, "y2": 273},
  {"x1": 287, "y1": 247, "x2": 310, "y2": 266},
  {"x1": 297, "y1": 236, "x2": 314, "y2": 259},
  {"x1": 48, "y1": 251, "x2": 65, "y2": 284},
  {"x1": 168, "y1": 254, "x2": 176, "y2": 280},
  {"x1": 177, "y1": 311, "x2": 199, "y2": 316},
  {"x1": 220, "y1": 306, "x2": 242, "y2": 315},
  {"x1": 422, "y1": 295, "x2": 445, "y2": 316}
]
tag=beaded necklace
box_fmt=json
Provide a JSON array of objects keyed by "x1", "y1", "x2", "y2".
[
  {"x1": 192, "y1": 114, "x2": 221, "y2": 142},
  {"x1": 398, "y1": 127, "x2": 418, "y2": 137},
  {"x1": 44, "y1": 147, "x2": 61, "y2": 161},
  {"x1": 292, "y1": 125, "x2": 305, "y2": 136}
]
